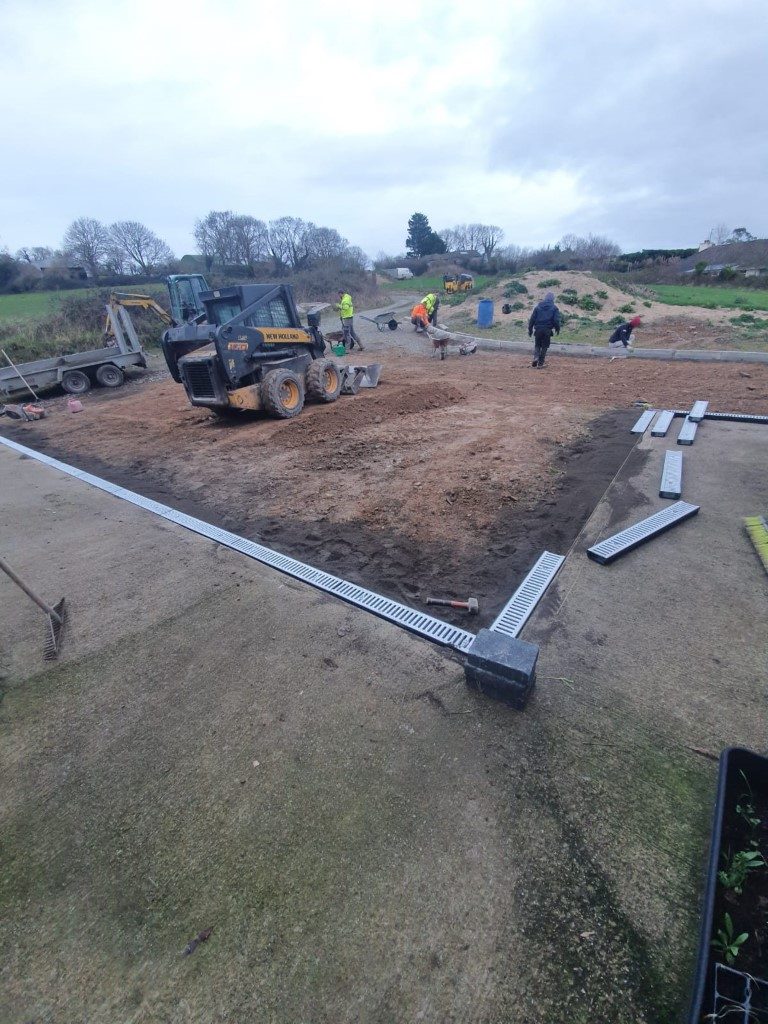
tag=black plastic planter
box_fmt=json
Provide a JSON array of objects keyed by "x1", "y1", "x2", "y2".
[{"x1": 689, "y1": 747, "x2": 768, "y2": 1023}]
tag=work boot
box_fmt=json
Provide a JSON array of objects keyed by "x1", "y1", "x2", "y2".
[
  {"x1": 538, "y1": 359, "x2": 546, "y2": 367},
  {"x1": 531, "y1": 359, "x2": 538, "y2": 367}
]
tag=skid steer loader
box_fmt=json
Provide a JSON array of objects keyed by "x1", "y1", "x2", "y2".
[{"x1": 161, "y1": 283, "x2": 345, "y2": 419}]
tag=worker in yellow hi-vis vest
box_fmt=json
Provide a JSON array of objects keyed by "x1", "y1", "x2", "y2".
[
  {"x1": 335, "y1": 290, "x2": 365, "y2": 352},
  {"x1": 422, "y1": 291, "x2": 440, "y2": 326}
]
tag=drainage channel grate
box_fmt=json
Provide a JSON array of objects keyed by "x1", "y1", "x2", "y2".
[
  {"x1": 689, "y1": 400, "x2": 709, "y2": 422},
  {"x1": 490, "y1": 551, "x2": 565, "y2": 638},
  {"x1": 0, "y1": 436, "x2": 476, "y2": 654},
  {"x1": 660, "y1": 450, "x2": 683, "y2": 499},
  {"x1": 631, "y1": 409, "x2": 656, "y2": 434},
  {"x1": 587, "y1": 501, "x2": 700, "y2": 565},
  {"x1": 651, "y1": 410, "x2": 675, "y2": 437},
  {"x1": 671, "y1": 410, "x2": 768, "y2": 424},
  {"x1": 677, "y1": 417, "x2": 698, "y2": 445}
]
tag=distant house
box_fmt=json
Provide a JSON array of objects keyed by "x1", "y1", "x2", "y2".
[
  {"x1": 678, "y1": 239, "x2": 768, "y2": 278},
  {"x1": 697, "y1": 240, "x2": 713, "y2": 252},
  {"x1": 33, "y1": 261, "x2": 88, "y2": 280}
]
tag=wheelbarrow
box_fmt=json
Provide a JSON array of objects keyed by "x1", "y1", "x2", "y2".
[{"x1": 358, "y1": 312, "x2": 400, "y2": 332}]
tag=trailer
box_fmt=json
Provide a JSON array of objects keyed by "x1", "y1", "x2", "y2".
[{"x1": 0, "y1": 302, "x2": 147, "y2": 399}]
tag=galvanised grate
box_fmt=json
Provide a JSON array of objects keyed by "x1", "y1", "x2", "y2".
[
  {"x1": 651, "y1": 410, "x2": 674, "y2": 437},
  {"x1": 677, "y1": 417, "x2": 699, "y2": 445},
  {"x1": 631, "y1": 409, "x2": 656, "y2": 434},
  {"x1": 671, "y1": 410, "x2": 768, "y2": 424},
  {"x1": 587, "y1": 501, "x2": 699, "y2": 565},
  {"x1": 689, "y1": 400, "x2": 709, "y2": 422},
  {"x1": 0, "y1": 436, "x2": 476, "y2": 653},
  {"x1": 489, "y1": 551, "x2": 565, "y2": 638},
  {"x1": 659, "y1": 450, "x2": 683, "y2": 499}
]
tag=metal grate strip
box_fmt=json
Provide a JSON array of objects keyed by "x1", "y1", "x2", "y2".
[
  {"x1": 490, "y1": 551, "x2": 565, "y2": 638},
  {"x1": 689, "y1": 400, "x2": 708, "y2": 422},
  {"x1": 631, "y1": 409, "x2": 656, "y2": 434},
  {"x1": 0, "y1": 436, "x2": 475, "y2": 653},
  {"x1": 659, "y1": 450, "x2": 683, "y2": 499},
  {"x1": 587, "y1": 501, "x2": 699, "y2": 565},
  {"x1": 651, "y1": 410, "x2": 674, "y2": 437},
  {"x1": 671, "y1": 410, "x2": 768, "y2": 424},
  {"x1": 677, "y1": 417, "x2": 698, "y2": 445}
]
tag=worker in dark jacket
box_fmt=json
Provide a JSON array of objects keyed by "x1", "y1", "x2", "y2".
[
  {"x1": 527, "y1": 291, "x2": 562, "y2": 367},
  {"x1": 609, "y1": 316, "x2": 641, "y2": 349}
]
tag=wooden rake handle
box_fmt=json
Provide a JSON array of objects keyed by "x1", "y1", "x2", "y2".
[{"x1": 0, "y1": 555, "x2": 62, "y2": 624}]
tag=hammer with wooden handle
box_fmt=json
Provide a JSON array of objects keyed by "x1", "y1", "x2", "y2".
[{"x1": 426, "y1": 596, "x2": 479, "y2": 614}]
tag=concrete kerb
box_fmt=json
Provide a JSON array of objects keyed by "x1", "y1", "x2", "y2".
[{"x1": 435, "y1": 326, "x2": 768, "y2": 364}]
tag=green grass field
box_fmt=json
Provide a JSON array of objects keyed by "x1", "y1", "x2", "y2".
[
  {"x1": 0, "y1": 285, "x2": 167, "y2": 324},
  {"x1": 381, "y1": 274, "x2": 496, "y2": 293},
  {"x1": 649, "y1": 284, "x2": 768, "y2": 311}
]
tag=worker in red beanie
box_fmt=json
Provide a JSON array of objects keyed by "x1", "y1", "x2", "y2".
[{"x1": 609, "y1": 315, "x2": 642, "y2": 350}]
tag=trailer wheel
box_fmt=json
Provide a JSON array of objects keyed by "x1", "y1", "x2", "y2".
[
  {"x1": 305, "y1": 359, "x2": 341, "y2": 403},
  {"x1": 95, "y1": 364, "x2": 124, "y2": 388},
  {"x1": 261, "y1": 369, "x2": 305, "y2": 419},
  {"x1": 61, "y1": 370, "x2": 91, "y2": 395}
]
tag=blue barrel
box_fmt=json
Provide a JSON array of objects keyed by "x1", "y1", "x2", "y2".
[{"x1": 476, "y1": 299, "x2": 494, "y2": 328}]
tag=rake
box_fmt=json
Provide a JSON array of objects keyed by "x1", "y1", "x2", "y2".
[{"x1": 0, "y1": 555, "x2": 66, "y2": 659}]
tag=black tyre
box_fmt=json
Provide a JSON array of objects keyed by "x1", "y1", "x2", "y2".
[
  {"x1": 95, "y1": 363, "x2": 124, "y2": 388},
  {"x1": 305, "y1": 358, "x2": 341, "y2": 403},
  {"x1": 61, "y1": 370, "x2": 91, "y2": 395},
  {"x1": 260, "y1": 369, "x2": 305, "y2": 419}
]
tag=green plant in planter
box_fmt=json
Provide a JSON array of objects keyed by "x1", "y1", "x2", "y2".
[
  {"x1": 718, "y1": 848, "x2": 766, "y2": 894},
  {"x1": 712, "y1": 912, "x2": 749, "y2": 965},
  {"x1": 736, "y1": 770, "x2": 761, "y2": 829}
]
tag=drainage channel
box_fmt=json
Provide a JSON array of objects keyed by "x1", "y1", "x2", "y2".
[{"x1": 0, "y1": 435, "x2": 476, "y2": 654}]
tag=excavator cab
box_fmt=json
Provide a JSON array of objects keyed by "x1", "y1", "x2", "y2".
[{"x1": 167, "y1": 274, "x2": 210, "y2": 324}]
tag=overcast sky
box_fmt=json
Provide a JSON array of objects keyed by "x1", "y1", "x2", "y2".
[{"x1": 1, "y1": 0, "x2": 766, "y2": 259}]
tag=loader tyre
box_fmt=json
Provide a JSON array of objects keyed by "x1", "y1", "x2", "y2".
[
  {"x1": 305, "y1": 358, "x2": 341, "y2": 403},
  {"x1": 96, "y1": 364, "x2": 124, "y2": 388},
  {"x1": 61, "y1": 369, "x2": 91, "y2": 395},
  {"x1": 261, "y1": 369, "x2": 305, "y2": 419}
]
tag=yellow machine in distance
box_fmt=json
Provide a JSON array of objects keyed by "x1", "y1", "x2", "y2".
[{"x1": 443, "y1": 273, "x2": 474, "y2": 293}]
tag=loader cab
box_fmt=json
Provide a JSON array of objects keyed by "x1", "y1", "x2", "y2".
[
  {"x1": 200, "y1": 283, "x2": 302, "y2": 330},
  {"x1": 167, "y1": 274, "x2": 210, "y2": 324}
]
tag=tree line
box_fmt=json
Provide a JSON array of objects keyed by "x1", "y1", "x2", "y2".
[{"x1": 0, "y1": 211, "x2": 369, "y2": 294}]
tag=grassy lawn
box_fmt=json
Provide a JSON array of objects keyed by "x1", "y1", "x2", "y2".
[
  {"x1": 649, "y1": 284, "x2": 768, "y2": 311},
  {"x1": 382, "y1": 274, "x2": 497, "y2": 294},
  {"x1": 0, "y1": 285, "x2": 167, "y2": 324}
]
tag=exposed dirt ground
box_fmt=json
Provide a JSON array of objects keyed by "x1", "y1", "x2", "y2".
[{"x1": 3, "y1": 346, "x2": 767, "y2": 628}]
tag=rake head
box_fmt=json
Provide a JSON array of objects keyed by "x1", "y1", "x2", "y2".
[{"x1": 44, "y1": 598, "x2": 66, "y2": 660}]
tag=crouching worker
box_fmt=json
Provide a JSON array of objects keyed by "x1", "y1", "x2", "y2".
[
  {"x1": 609, "y1": 316, "x2": 641, "y2": 350},
  {"x1": 411, "y1": 302, "x2": 429, "y2": 333},
  {"x1": 527, "y1": 291, "x2": 562, "y2": 368}
]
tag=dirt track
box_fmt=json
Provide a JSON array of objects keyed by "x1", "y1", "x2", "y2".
[{"x1": 3, "y1": 347, "x2": 767, "y2": 625}]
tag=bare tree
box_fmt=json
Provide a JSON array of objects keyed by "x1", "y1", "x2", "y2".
[
  {"x1": 16, "y1": 246, "x2": 56, "y2": 265},
  {"x1": 194, "y1": 210, "x2": 240, "y2": 267},
  {"x1": 109, "y1": 221, "x2": 174, "y2": 273},
  {"x1": 709, "y1": 223, "x2": 731, "y2": 245},
  {"x1": 62, "y1": 217, "x2": 110, "y2": 276},
  {"x1": 478, "y1": 224, "x2": 504, "y2": 259},
  {"x1": 268, "y1": 217, "x2": 314, "y2": 272},
  {"x1": 231, "y1": 215, "x2": 269, "y2": 273}
]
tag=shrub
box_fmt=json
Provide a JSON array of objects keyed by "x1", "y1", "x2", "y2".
[
  {"x1": 731, "y1": 313, "x2": 757, "y2": 324},
  {"x1": 557, "y1": 292, "x2": 578, "y2": 305},
  {"x1": 503, "y1": 280, "x2": 528, "y2": 296},
  {"x1": 595, "y1": 290, "x2": 609, "y2": 300},
  {"x1": 719, "y1": 266, "x2": 737, "y2": 282},
  {"x1": 577, "y1": 294, "x2": 602, "y2": 311},
  {"x1": 618, "y1": 303, "x2": 636, "y2": 314},
  {"x1": 643, "y1": 300, "x2": 652, "y2": 307},
  {"x1": 510, "y1": 301, "x2": 525, "y2": 310},
  {"x1": 537, "y1": 278, "x2": 561, "y2": 288},
  {"x1": 608, "y1": 315, "x2": 625, "y2": 326}
]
